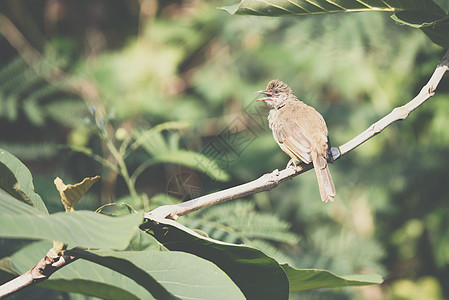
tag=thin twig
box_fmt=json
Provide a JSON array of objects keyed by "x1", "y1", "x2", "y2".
[
  {"x1": 147, "y1": 47, "x2": 449, "y2": 220},
  {"x1": 0, "y1": 248, "x2": 76, "y2": 298}
]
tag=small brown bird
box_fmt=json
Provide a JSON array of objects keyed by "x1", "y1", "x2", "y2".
[{"x1": 256, "y1": 79, "x2": 336, "y2": 202}]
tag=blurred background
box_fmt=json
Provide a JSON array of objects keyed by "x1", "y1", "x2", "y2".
[{"x1": 1, "y1": 0, "x2": 449, "y2": 299}]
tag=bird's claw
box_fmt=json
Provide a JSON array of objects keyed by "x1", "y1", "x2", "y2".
[{"x1": 286, "y1": 159, "x2": 299, "y2": 169}]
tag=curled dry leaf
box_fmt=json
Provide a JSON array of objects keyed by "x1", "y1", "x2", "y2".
[{"x1": 54, "y1": 176, "x2": 100, "y2": 212}]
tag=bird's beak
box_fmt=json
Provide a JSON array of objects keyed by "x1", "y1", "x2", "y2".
[{"x1": 255, "y1": 90, "x2": 272, "y2": 102}]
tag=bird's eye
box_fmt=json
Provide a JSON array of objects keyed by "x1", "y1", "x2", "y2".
[{"x1": 274, "y1": 89, "x2": 279, "y2": 94}]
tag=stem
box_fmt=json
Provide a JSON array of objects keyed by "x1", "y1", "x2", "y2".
[
  {"x1": 129, "y1": 159, "x2": 155, "y2": 189},
  {"x1": 105, "y1": 138, "x2": 138, "y2": 197},
  {"x1": 0, "y1": 249, "x2": 76, "y2": 298}
]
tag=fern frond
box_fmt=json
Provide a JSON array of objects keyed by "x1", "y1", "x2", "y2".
[
  {"x1": 133, "y1": 129, "x2": 168, "y2": 156},
  {"x1": 0, "y1": 57, "x2": 27, "y2": 84},
  {"x1": 246, "y1": 239, "x2": 292, "y2": 264},
  {"x1": 0, "y1": 56, "x2": 84, "y2": 126},
  {"x1": 132, "y1": 124, "x2": 229, "y2": 182},
  {"x1": 45, "y1": 98, "x2": 87, "y2": 127},
  {"x1": 4, "y1": 94, "x2": 18, "y2": 121},
  {"x1": 182, "y1": 200, "x2": 300, "y2": 246},
  {"x1": 130, "y1": 121, "x2": 190, "y2": 152},
  {"x1": 23, "y1": 96, "x2": 45, "y2": 126}
]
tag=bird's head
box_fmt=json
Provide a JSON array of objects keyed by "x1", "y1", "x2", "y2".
[{"x1": 256, "y1": 79, "x2": 292, "y2": 109}]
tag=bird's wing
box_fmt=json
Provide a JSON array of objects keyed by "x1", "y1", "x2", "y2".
[{"x1": 273, "y1": 121, "x2": 313, "y2": 164}]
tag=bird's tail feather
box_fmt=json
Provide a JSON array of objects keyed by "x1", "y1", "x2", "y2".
[{"x1": 312, "y1": 152, "x2": 336, "y2": 202}]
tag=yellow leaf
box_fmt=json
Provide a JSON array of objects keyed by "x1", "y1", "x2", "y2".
[{"x1": 54, "y1": 176, "x2": 100, "y2": 212}]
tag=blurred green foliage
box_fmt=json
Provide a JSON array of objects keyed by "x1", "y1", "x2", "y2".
[{"x1": 1, "y1": 0, "x2": 449, "y2": 299}]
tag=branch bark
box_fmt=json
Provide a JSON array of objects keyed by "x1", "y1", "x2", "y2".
[
  {"x1": 0, "y1": 248, "x2": 76, "y2": 298},
  {"x1": 147, "y1": 47, "x2": 449, "y2": 220}
]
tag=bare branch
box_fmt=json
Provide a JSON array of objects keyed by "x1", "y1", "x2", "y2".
[
  {"x1": 0, "y1": 13, "x2": 41, "y2": 64},
  {"x1": 0, "y1": 248, "x2": 76, "y2": 298},
  {"x1": 147, "y1": 47, "x2": 449, "y2": 220},
  {"x1": 148, "y1": 164, "x2": 311, "y2": 219},
  {"x1": 339, "y1": 48, "x2": 449, "y2": 156}
]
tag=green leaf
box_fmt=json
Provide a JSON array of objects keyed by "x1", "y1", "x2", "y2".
[
  {"x1": 128, "y1": 229, "x2": 162, "y2": 251},
  {"x1": 8, "y1": 240, "x2": 244, "y2": 300},
  {"x1": 67, "y1": 249, "x2": 178, "y2": 300},
  {"x1": 282, "y1": 264, "x2": 383, "y2": 292},
  {"x1": 391, "y1": 10, "x2": 448, "y2": 28},
  {"x1": 42, "y1": 279, "x2": 142, "y2": 300},
  {"x1": 391, "y1": 11, "x2": 449, "y2": 47},
  {"x1": 9, "y1": 241, "x2": 147, "y2": 300},
  {"x1": 220, "y1": 0, "x2": 449, "y2": 47},
  {"x1": 0, "y1": 148, "x2": 48, "y2": 214},
  {"x1": 70, "y1": 249, "x2": 245, "y2": 300},
  {"x1": 0, "y1": 189, "x2": 44, "y2": 216},
  {"x1": 142, "y1": 215, "x2": 289, "y2": 300},
  {"x1": 0, "y1": 257, "x2": 19, "y2": 275},
  {"x1": 221, "y1": 0, "x2": 446, "y2": 17},
  {"x1": 422, "y1": 21, "x2": 449, "y2": 48},
  {"x1": 0, "y1": 190, "x2": 143, "y2": 249}
]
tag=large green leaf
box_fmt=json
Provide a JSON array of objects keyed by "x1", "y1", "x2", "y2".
[
  {"x1": 221, "y1": 0, "x2": 446, "y2": 16},
  {"x1": 0, "y1": 190, "x2": 143, "y2": 249},
  {"x1": 0, "y1": 148, "x2": 48, "y2": 214},
  {"x1": 64, "y1": 249, "x2": 177, "y2": 300},
  {"x1": 391, "y1": 10, "x2": 448, "y2": 28},
  {"x1": 281, "y1": 264, "x2": 383, "y2": 292},
  {"x1": 221, "y1": 0, "x2": 449, "y2": 47},
  {"x1": 0, "y1": 189, "x2": 43, "y2": 216},
  {"x1": 422, "y1": 22, "x2": 449, "y2": 48},
  {"x1": 8, "y1": 241, "x2": 148, "y2": 300},
  {"x1": 143, "y1": 215, "x2": 384, "y2": 297},
  {"x1": 7, "y1": 240, "x2": 244, "y2": 300},
  {"x1": 392, "y1": 11, "x2": 449, "y2": 47},
  {"x1": 70, "y1": 249, "x2": 245, "y2": 300},
  {"x1": 142, "y1": 215, "x2": 290, "y2": 300}
]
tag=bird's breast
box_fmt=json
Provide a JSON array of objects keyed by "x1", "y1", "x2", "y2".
[{"x1": 268, "y1": 109, "x2": 277, "y2": 129}]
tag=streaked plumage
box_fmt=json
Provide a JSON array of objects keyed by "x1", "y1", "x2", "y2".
[{"x1": 257, "y1": 79, "x2": 336, "y2": 202}]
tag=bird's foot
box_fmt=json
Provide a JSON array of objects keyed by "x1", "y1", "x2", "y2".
[{"x1": 286, "y1": 158, "x2": 299, "y2": 169}]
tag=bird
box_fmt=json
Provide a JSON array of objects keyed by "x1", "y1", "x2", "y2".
[{"x1": 256, "y1": 79, "x2": 336, "y2": 202}]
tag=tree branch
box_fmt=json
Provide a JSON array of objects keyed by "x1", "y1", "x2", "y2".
[
  {"x1": 339, "y1": 48, "x2": 449, "y2": 155},
  {"x1": 0, "y1": 248, "x2": 76, "y2": 298},
  {"x1": 0, "y1": 13, "x2": 41, "y2": 65},
  {"x1": 147, "y1": 47, "x2": 449, "y2": 220}
]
